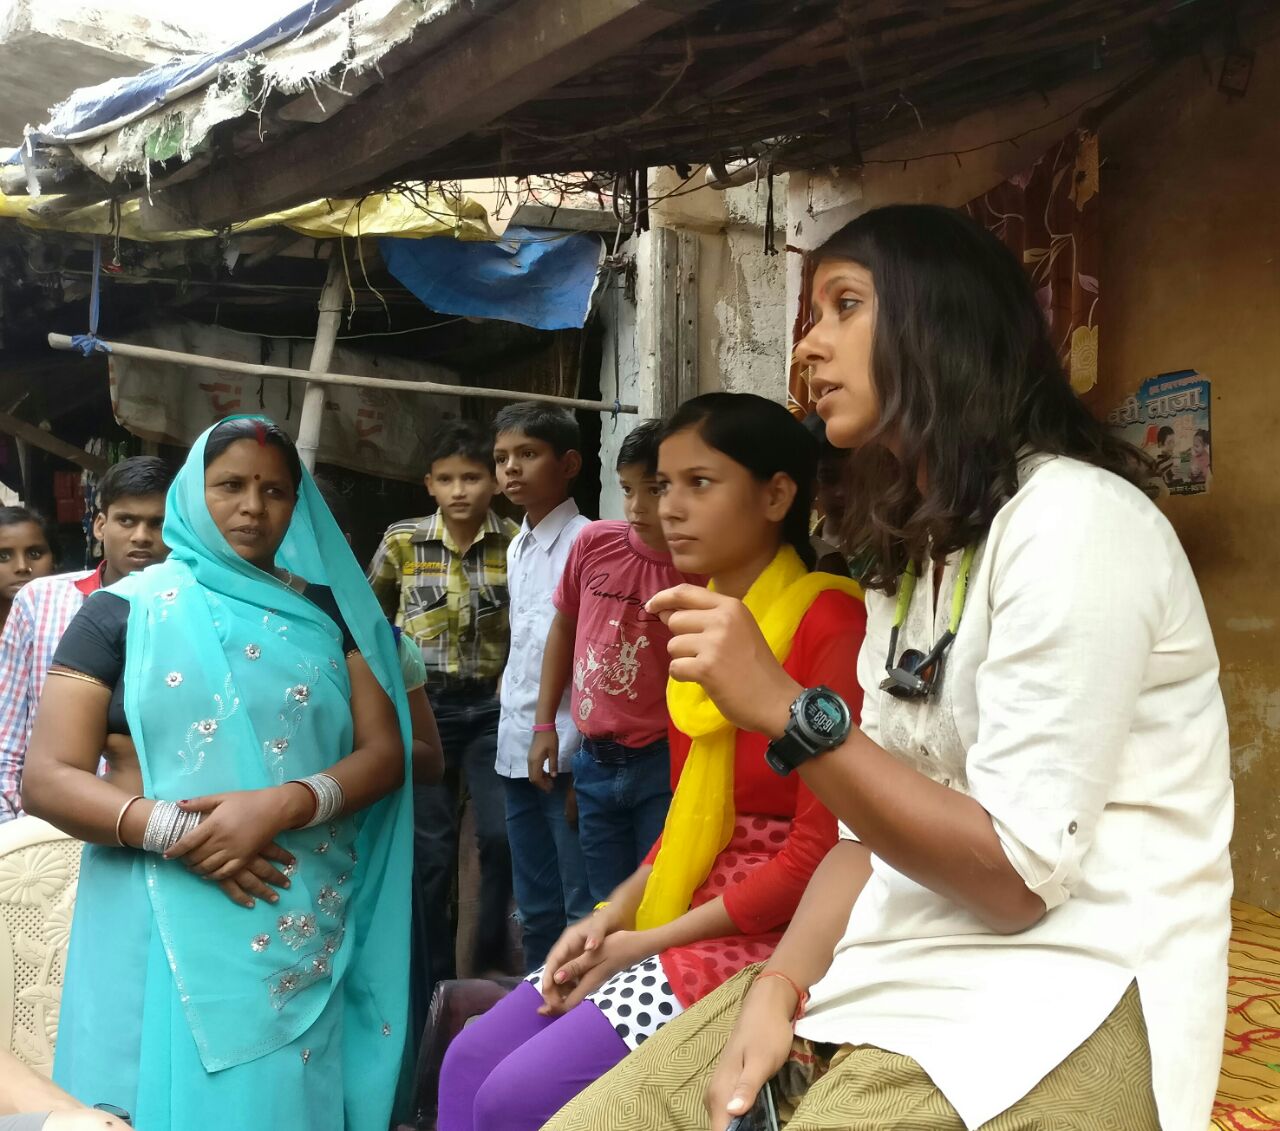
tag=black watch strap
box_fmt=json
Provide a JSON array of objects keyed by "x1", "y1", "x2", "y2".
[{"x1": 765, "y1": 686, "x2": 852, "y2": 776}]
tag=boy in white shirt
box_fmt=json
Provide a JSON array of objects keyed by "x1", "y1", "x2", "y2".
[{"x1": 493, "y1": 403, "x2": 592, "y2": 970}]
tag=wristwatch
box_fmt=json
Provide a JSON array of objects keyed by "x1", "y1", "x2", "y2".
[{"x1": 765, "y1": 686, "x2": 853, "y2": 776}]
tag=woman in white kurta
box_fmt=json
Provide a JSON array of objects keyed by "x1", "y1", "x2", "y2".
[{"x1": 544, "y1": 203, "x2": 1232, "y2": 1131}]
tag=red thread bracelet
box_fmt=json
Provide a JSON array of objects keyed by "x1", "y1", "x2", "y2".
[
  {"x1": 756, "y1": 969, "x2": 810, "y2": 1023},
  {"x1": 531, "y1": 722, "x2": 557, "y2": 733}
]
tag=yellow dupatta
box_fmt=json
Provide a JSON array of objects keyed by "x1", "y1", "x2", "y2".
[{"x1": 635, "y1": 545, "x2": 863, "y2": 931}]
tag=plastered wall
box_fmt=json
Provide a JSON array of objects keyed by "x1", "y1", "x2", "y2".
[{"x1": 1092, "y1": 37, "x2": 1280, "y2": 907}]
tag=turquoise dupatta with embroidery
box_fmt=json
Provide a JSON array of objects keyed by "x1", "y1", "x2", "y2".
[{"x1": 109, "y1": 418, "x2": 411, "y2": 1078}]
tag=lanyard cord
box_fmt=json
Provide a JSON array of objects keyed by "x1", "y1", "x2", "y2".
[{"x1": 889, "y1": 545, "x2": 977, "y2": 639}]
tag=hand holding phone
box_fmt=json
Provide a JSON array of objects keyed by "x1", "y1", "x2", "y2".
[{"x1": 725, "y1": 1081, "x2": 779, "y2": 1131}]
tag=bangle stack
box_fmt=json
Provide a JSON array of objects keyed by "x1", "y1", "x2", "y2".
[
  {"x1": 291, "y1": 773, "x2": 345, "y2": 828},
  {"x1": 141, "y1": 800, "x2": 202, "y2": 855}
]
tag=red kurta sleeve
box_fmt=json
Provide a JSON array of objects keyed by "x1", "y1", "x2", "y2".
[{"x1": 720, "y1": 589, "x2": 867, "y2": 934}]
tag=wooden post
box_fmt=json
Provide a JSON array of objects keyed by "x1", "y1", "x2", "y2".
[
  {"x1": 296, "y1": 254, "x2": 347, "y2": 473},
  {"x1": 646, "y1": 227, "x2": 699, "y2": 417}
]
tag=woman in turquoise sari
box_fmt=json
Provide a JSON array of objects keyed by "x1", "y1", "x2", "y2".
[{"x1": 22, "y1": 417, "x2": 412, "y2": 1131}]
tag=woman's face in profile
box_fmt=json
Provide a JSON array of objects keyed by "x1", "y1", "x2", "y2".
[
  {"x1": 796, "y1": 258, "x2": 879, "y2": 449},
  {"x1": 203, "y1": 438, "x2": 298, "y2": 569}
]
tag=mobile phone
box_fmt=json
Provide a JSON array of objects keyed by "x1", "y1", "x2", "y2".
[{"x1": 725, "y1": 1081, "x2": 779, "y2": 1131}]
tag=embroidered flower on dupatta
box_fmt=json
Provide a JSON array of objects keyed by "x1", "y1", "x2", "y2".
[{"x1": 164, "y1": 672, "x2": 183, "y2": 688}]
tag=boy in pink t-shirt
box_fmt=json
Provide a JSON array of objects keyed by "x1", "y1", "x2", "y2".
[{"x1": 527, "y1": 421, "x2": 700, "y2": 903}]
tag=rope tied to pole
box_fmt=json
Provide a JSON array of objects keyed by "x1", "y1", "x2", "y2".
[{"x1": 70, "y1": 236, "x2": 112, "y2": 357}]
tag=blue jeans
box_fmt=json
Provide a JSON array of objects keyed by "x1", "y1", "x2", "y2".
[
  {"x1": 572, "y1": 739, "x2": 672, "y2": 904},
  {"x1": 504, "y1": 774, "x2": 593, "y2": 971}
]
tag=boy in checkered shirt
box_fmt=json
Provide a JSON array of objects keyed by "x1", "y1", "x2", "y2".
[{"x1": 368, "y1": 421, "x2": 519, "y2": 991}]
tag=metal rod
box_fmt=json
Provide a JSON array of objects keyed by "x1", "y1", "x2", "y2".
[
  {"x1": 47, "y1": 334, "x2": 639, "y2": 415},
  {"x1": 296, "y1": 256, "x2": 347, "y2": 472}
]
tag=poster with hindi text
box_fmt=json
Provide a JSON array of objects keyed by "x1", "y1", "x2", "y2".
[{"x1": 1107, "y1": 370, "x2": 1212, "y2": 497}]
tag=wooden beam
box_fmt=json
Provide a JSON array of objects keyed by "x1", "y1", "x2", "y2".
[
  {"x1": 47, "y1": 335, "x2": 638, "y2": 415},
  {"x1": 159, "y1": 0, "x2": 715, "y2": 230},
  {"x1": 646, "y1": 227, "x2": 698, "y2": 418},
  {"x1": 0, "y1": 410, "x2": 109, "y2": 474}
]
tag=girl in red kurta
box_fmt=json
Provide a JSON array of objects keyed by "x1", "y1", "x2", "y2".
[{"x1": 437, "y1": 393, "x2": 867, "y2": 1131}]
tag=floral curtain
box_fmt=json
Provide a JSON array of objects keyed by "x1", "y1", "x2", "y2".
[
  {"x1": 965, "y1": 128, "x2": 1100, "y2": 394},
  {"x1": 787, "y1": 127, "x2": 1101, "y2": 414}
]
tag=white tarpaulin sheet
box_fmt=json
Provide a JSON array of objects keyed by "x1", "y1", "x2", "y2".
[
  {"x1": 108, "y1": 321, "x2": 462, "y2": 481},
  {"x1": 50, "y1": 0, "x2": 464, "y2": 182}
]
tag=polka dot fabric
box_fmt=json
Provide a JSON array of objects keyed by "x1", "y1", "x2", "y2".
[
  {"x1": 522, "y1": 816, "x2": 794, "y2": 1046},
  {"x1": 523, "y1": 957, "x2": 681, "y2": 1051},
  {"x1": 587, "y1": 955, "x2": 681, "y2": 1050},
  {"x1": 663, "y1": 816, "x2": 790, "y2": 1007}
]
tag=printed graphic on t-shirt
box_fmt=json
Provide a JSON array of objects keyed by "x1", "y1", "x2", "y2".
[{"x1": 574, "y1": 617, "x2": 650, "y2": 722}]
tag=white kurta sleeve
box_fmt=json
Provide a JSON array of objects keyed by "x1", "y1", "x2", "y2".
[{"x1": 964, "y1": 474, "x2": 1170, "y2": 910}]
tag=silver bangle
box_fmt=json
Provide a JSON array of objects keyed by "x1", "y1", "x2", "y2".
[
  {"x1": 293, "y1": 773, "x2": 344, "y2": 828},
  {"x1": 141, "y1": 800, "x2": 203, "y2": 854},
  {"x1": 141, "y1": 800, "x2": 172, "y2": 853}
]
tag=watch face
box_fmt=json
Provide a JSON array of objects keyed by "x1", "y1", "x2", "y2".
[{"x1": 800, "y1": 688, "x2": 850, "y2": 742}]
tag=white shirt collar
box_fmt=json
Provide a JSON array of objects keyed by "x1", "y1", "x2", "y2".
[{"x1": 520, "y1": 498, "x2": 581, "y2": 551}]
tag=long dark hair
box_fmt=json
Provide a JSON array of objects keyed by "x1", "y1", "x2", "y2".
[
  {"x1": 813, "y1": 204, "x2": 1141, "y2": 592},
  {"x1": 661, "y1": 392, "x2": 817, "y2": 569},
  {"x1": 204, "y1": 417, "x2": 303, "y2": 492}
]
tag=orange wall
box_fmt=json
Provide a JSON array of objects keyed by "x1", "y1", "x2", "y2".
[{"x1": 1095, "y1": 37, "x2": 1280, "y2": 907}]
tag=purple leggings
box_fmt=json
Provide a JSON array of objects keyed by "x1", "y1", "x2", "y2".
[{"x1": 437, "y1": 981, "x2": 629, "y2": 1131}]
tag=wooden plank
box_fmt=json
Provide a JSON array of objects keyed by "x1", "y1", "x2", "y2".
[
  {"x1": 675, "y1": 229, "x2": 699, "y2": 406},
  {"x1": 161, "y1": 0, "x2": 715, "y2": 230},
  {"x1": 647, "y1": 226, "x2": 699, "y2": 416},
  {"x1": 0, "y1": 410, "x2": 109, "y2": 474},
  {"x1": 651, "y1": 227, "x2": 679, "y2": 417}
]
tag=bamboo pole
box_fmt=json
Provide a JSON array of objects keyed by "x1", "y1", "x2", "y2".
[
  {"x1": 47, "y1": 335, "x2": 639, "y2": 415},
  {"x1": 296, "y1": 256, "x2": 347, "y2": 472},
  {"x1": 0, "y1": 409, "x2": 109, "y2": 473}
]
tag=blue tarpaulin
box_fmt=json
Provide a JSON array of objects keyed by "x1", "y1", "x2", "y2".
[
  {"x1": 40, "y1": 0, "x2": 351, "y2": 142},
  {"x1": 379, "y1": 227, "x2": 604, "y2": 332}
]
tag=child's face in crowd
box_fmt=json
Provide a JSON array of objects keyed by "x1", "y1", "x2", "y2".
[
  {"x1": 657, "y1": 426, "x2": 793, "y2": 579},
  {"x1": 493, "y1": 429, "x2": 579, "y2": 515},
  {"x1": 426, "y1": 454, "x2": 498, "y2": 527},
  {"x1": 0, "y1": 522, "x2": 54, "y2": 601},
  {"x1": 815, "y1": 457, "x2": 849, "y2": 528},
  {"x1": 94, "y1": 493, "x2": 168, "y2": 583},
  {"x1": 618, "y1": 463, "x2": 667, "y2": 553},
  {"x1": 797, "y1": 258, "x2": 879, "y2": 450}
]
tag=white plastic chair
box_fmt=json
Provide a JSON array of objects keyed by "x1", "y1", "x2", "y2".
[{"x1": 0, "y1": 817, "x2": 83, "y2": 1075}]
